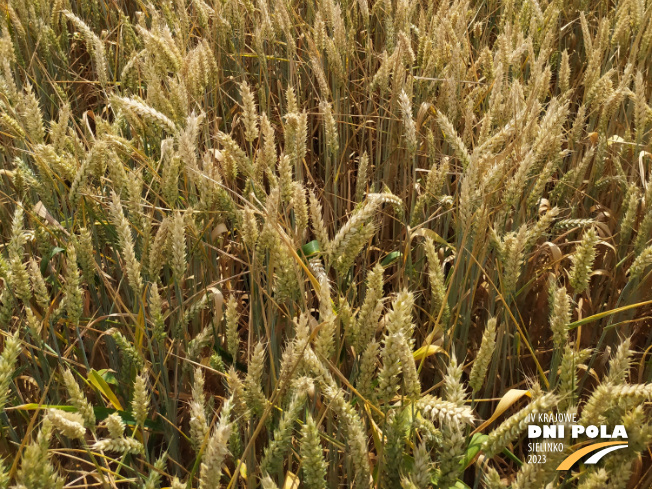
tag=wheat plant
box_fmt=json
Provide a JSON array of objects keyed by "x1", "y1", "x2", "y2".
[{"x1": 1, "y1": 0, "x2": 652, "y2": 487}]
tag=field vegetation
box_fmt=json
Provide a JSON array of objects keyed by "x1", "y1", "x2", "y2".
[{"x1": 1, "y1": 0, "x2": 652, "y2": 487}]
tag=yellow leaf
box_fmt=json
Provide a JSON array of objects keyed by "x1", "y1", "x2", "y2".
[
  {"x1": 410, "y1": 228, "x2": 454, "y2": 251},
  {"x1": 237, "y1": 459, "x2": 247, "y2": 481},
  {"x1": 136, "y1": 305, "x2": 145, "y2": 355},
  {"x1": 364, "y1": 403, "x2": 383, "y2": 453},
  {"x1": 283, "y1": 471, "x2": 300, "y2": 489},
  {"x1": 413, "y1": 344, "x2": 446, "y2": 361},
  {"x1": 568, "y1": 298, "x2": 652, "y2": 330},
  {"x1": 88, "y1": 369, "x2": 123, "y2": 410},
  {"x1": 472, "y1": 389, "x2": 531, "y2": 435}
]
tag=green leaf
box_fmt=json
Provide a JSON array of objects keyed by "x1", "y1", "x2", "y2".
[
  {"x1": 51, "y1": 247, "x2": 66, "y2": 258},
  {"x1": 460, "y1": 433, "x2": 488, "y2": 468},
  {"x1": 381, "y1": 251, "x2": 402, "y2": 266},
  {"x1": 93, "y1": 407, "x2": 163, "y2": 431},
  {"x1": 96, "y1": 369, "x2": 118, "y2": 385},
  {"x1": 299, "y1": 240, "x2": 320, "y2": 258},
  {"x1": 501, "y1": 447, "x2": 523, "y2": 467},
  {"x1": 41, "y1": 246, "x2": 65, "y2": 274}
]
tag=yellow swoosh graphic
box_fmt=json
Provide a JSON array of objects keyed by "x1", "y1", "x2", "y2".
[{"x1": 557, "y1": 441, "x2": 628, "y2": 470}]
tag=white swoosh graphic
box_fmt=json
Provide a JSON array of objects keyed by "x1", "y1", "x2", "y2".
[{"x1": 584, "y1": 444, "x2": 628, "y2": 464}]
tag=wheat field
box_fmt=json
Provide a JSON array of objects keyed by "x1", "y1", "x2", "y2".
[{"x1": 0, "y1": 0, "x2": 652, "y2": 487}]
